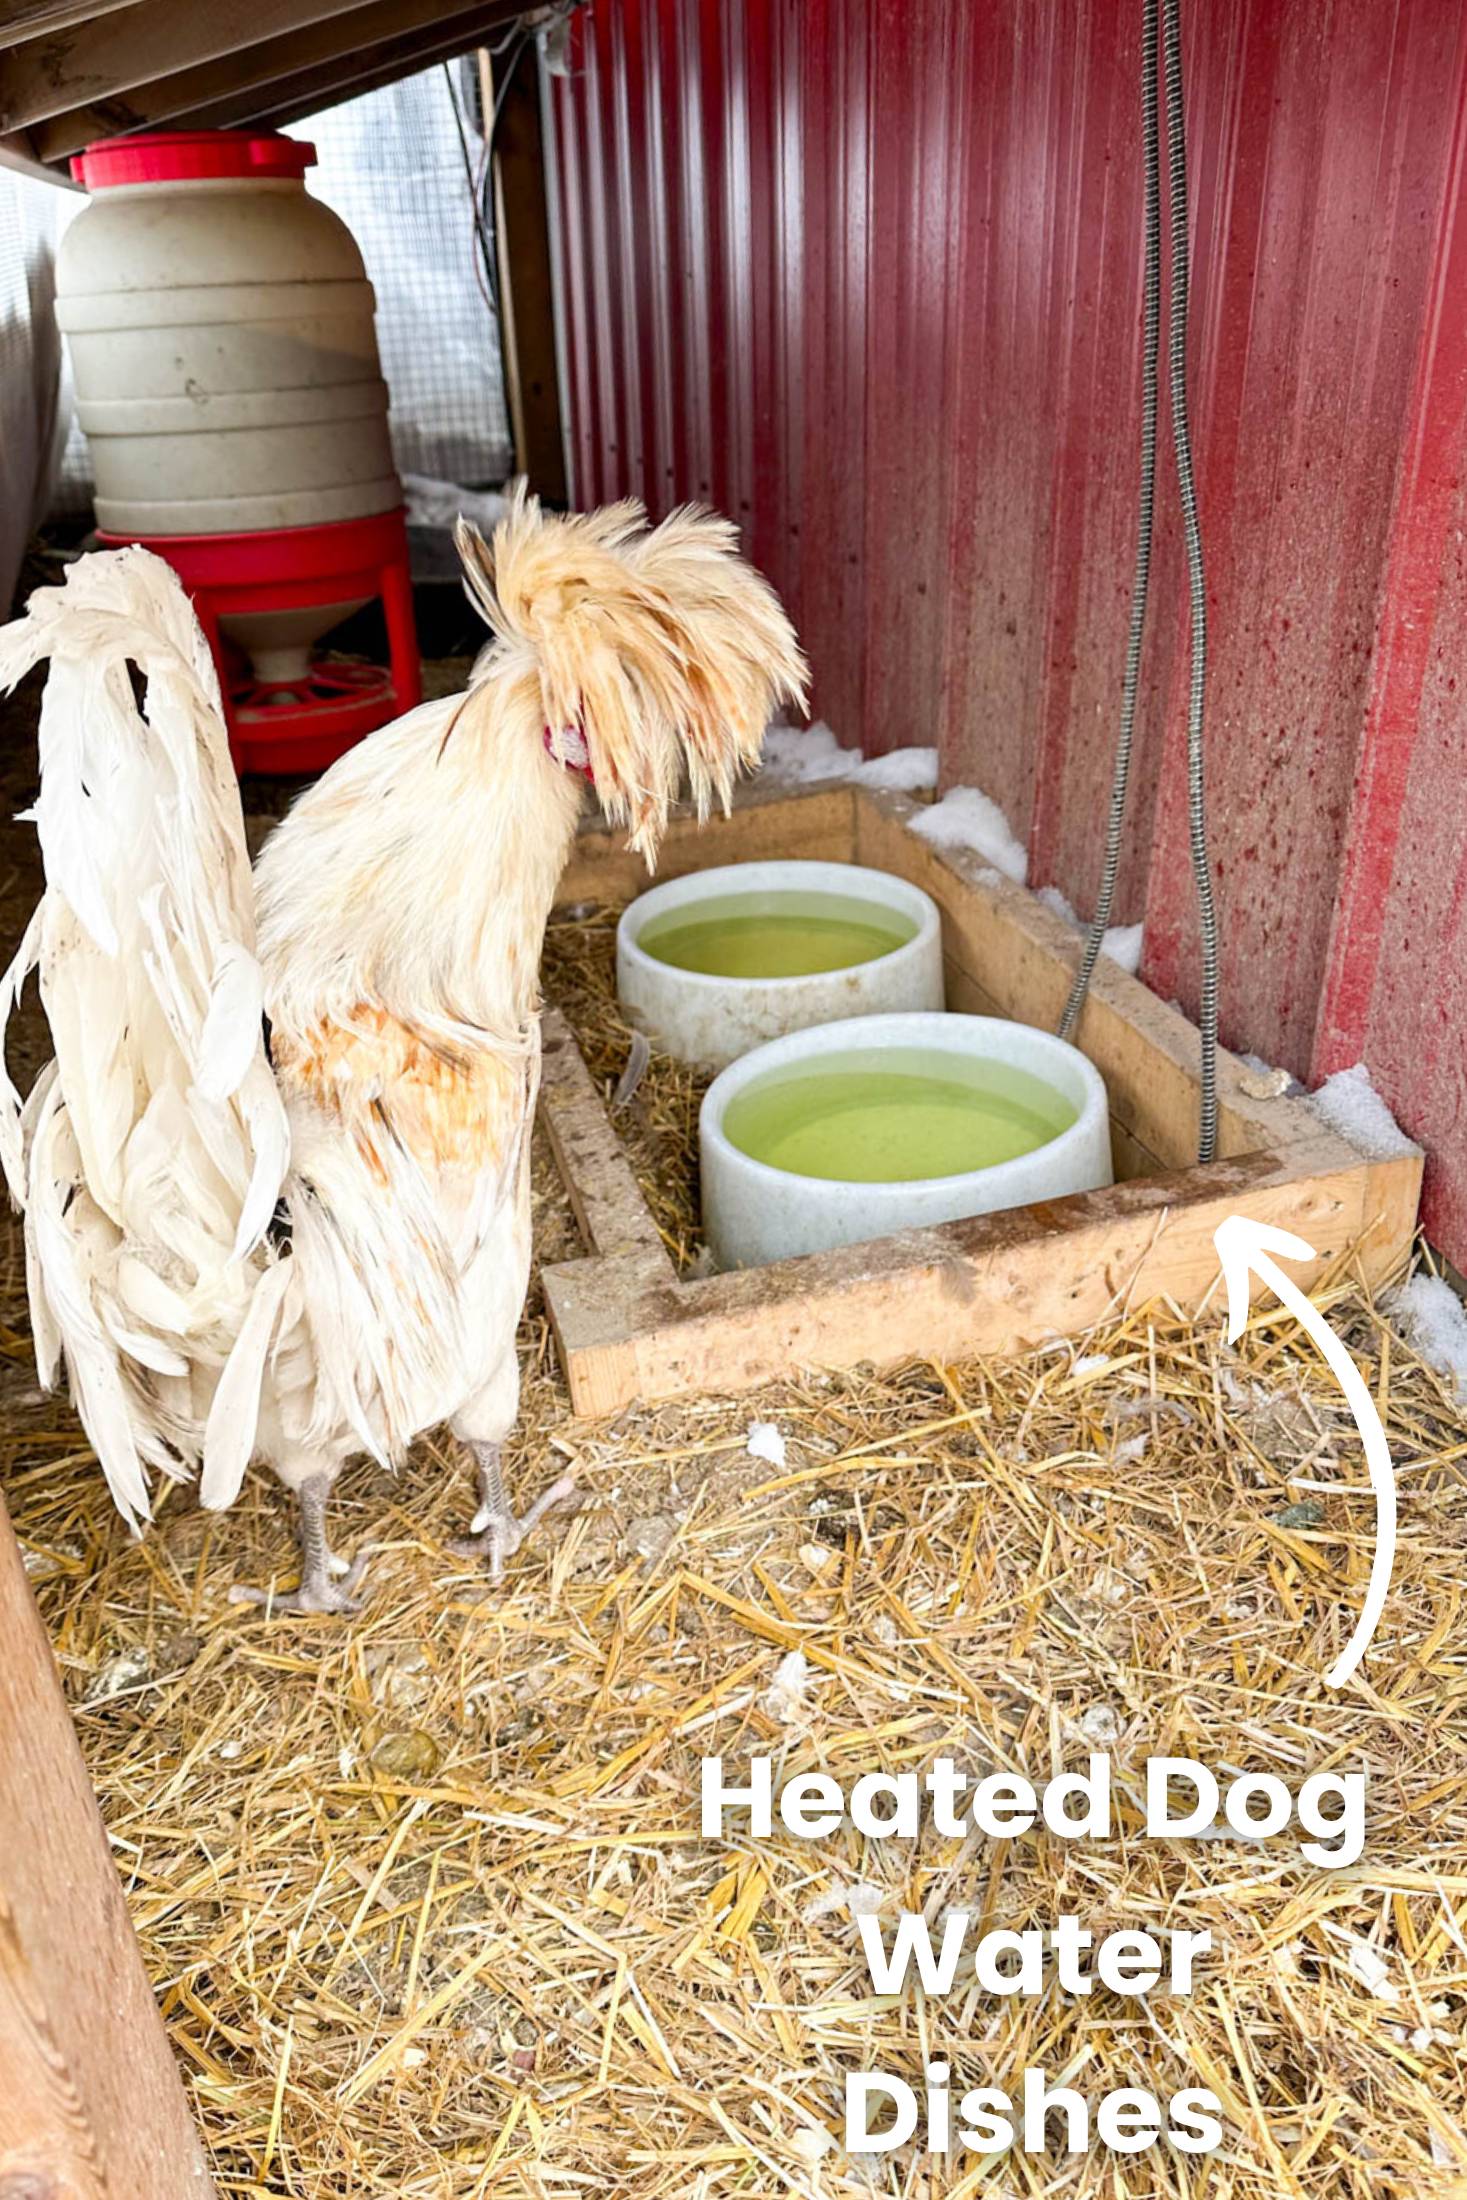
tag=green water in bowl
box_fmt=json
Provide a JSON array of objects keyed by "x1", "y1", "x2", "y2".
[
  {"x1": 722, "y1": 1049, "x2": 1077, "y2": 1183},
  {"x1": 637, "y1": 888, "x2": 916, "y2": 979}
]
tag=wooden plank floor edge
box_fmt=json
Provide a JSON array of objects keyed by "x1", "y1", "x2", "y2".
[
  {"x1": 0, "y1": 1491, "x2": 216, "y2": 2197},
  {"x1": 543, "y1": 1139, "x2": 1421, "y2": 1415},
  {"x1": 539, "y1": 1009, "x2": 675, "y2": 1276}
]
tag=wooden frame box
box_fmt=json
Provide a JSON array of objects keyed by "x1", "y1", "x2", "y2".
[{"x1": 540, "y1": 782, "x2": 1422, "y2": 1416}]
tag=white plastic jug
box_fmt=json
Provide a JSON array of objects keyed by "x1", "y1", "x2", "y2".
[{"x1": 57, "y1": 131, "x2": 399, "y2": 537}]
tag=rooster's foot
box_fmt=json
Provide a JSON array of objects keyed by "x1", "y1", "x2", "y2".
[
  {"x1": 451, "y1": 1443, "x2": 577, "y2": 1584},
  {"x1": 228, "y1": 1550, "x2": 370, "y2": 1618},
  {"x1": 227, "y1": 1472, "x2": 368, "y2": 1617}
]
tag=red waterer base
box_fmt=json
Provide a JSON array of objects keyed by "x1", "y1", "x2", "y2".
[{"x1": 98, "y1": 508, "x2": 422, "y2": 776}]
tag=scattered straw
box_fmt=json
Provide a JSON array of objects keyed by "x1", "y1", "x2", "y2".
[
  {"x1": 1, "y1": 726, "x2": 1465, "y2": 2194},
  {"x1": 541, "y1": 906, "x2": 710, "y2": 1272}
]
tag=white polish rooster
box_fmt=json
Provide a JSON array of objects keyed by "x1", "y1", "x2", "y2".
[{"x1": 0, "y1": 491, "x2": 806, "y2": 1612}]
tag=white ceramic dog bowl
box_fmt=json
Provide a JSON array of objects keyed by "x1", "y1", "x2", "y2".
[
  {"x1": 616, "y1": 860, "x2": 944, "y2": 1071},
  {"x1": 700, "y1": 1011, "x2": 1113, "y2": 1270}
]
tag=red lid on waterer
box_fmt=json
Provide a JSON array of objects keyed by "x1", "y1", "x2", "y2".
[{"x1": 71, "y1": 130, "x2": 316, "y2": 190}]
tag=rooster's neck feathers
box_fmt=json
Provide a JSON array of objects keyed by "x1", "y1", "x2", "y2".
[
  {"x1": 258, "y1": 486, "x2": 808, "y2": 1073},
  {"x1": 255, "y1": 669, "x2": 583, "y2": 1066}
]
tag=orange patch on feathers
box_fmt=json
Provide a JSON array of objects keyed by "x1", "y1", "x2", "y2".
[{"x1": 274, "y1": 1009, "x2": 523, "y2": 1177}]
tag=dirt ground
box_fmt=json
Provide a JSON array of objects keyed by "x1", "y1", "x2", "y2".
[{"x1": 2, "y1": 642, "x2": 1467, "y2": 2200}]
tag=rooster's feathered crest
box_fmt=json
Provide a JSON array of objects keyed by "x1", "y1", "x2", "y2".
[{"x1": 456, "y1": 485, "x2": 807, "y2": 856}]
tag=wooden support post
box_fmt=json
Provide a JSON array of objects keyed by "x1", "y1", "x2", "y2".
[
  {"x1": 482, "y1": 38, "x2": 568, "y2": 503},
  {"x1": 0, "y1": 1491, "x2": 215, "y2": 2200}
]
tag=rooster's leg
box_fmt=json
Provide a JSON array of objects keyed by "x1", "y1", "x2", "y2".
[
  {"x1": 450, "y1": 1442, "x2": 577, "y2": 1584},
  {"x1": 229, "y1": 1474, "x2": 369, "y2": 1617}
]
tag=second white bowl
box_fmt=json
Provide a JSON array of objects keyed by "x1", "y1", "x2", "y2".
[{"x1": 700, "y1": 1011, "x2": 1114, "y2": 1269}]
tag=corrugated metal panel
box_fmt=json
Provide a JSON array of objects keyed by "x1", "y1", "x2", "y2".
[
  {"x1": 1140, "y1": 1, "x2": 1466, "y2": 1069},
  {"x1": 1315, "y1": 47, "x2": 1467, "y2": 1259},
  {"x1": 546, "y1": 0, "x2": 1467, "y2": 1263}
]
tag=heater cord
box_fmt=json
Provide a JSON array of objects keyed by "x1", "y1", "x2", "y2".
[
  {"x1": 1059, "y1": 0, "x2": 1161, "y2": 1049},
  {"x1": 1058, "y1": 0, "x2": 1219, "y2": 1166},
  {"x1": 1161, "y1": 0, "x2": 1219, "y2": 1164}
]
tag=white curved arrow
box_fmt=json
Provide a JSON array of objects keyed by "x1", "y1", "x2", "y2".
[{"x1": 1213, "y1": 1215, "x2": 1396, "y2": 1689}]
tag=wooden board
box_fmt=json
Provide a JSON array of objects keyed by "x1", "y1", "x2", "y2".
[
  {"x1": 555, "y1": 777, "x2": 858, "y2": 910},
  {"x1": 0, "y1": 0, "x2": 521, "y2": 171},
  {"x1": 0, "y1": 1491, "x2": 216, "y2": 2197},
  {"x1": 164, "y1": 5, "x2": 511, "y2": 136},
  {"x1": 0, "y1": 0, "x2": 136, "y2": 44},
  {"x1": 0, "y1": 0, "x2": 377, "y2": 134},
  {"x1": 30, "y1": 0, "x2": 518, "y2": 160},
  {"x1": 539, "y1": 781, "x2": 1423, "y2": 1415},
  {"x1": 486, "y1": 37, "x2": 569, "y2": 504}
]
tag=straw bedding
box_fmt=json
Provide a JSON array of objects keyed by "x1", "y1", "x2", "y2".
[
  {"x1": 541, "y1": 905, "x2": 710, "y2": 1274},
  {"x1": 2, "y1": 704, "x2": 1466, "y2": 2197}
]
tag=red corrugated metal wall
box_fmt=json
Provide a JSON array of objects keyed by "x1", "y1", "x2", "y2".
[{"x1": 546, "y1": 0, "x2": 1467, "y2": 1262}]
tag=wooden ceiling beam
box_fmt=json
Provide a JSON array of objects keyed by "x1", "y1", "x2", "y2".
[
  {"x1": 0, "y1": 0, "x2": 136, "y2": 45},
  {"x1": 0, "y1": 128, "x2": 77, "y2": 182},
  {"x1": 31, "y1": 0, "x2": 522, "y2": 161},
  {"x1": 0, "y1": 0, "x2": 420, "y2": 133},
  {"x1": 161, "y1": 10, "x2": 512, "y2": 137}
]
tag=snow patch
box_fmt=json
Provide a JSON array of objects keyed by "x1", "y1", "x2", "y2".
[
  {"x1": 760, "y1": 720, "x2": 852, "y2": 783},
  {"x1": 1101, "y1": 923, "x2": 1144, "y2": 975},
  {"x1": 1385, "y1": 1272, "x2": 1467, "y2": 1403},
  {"x1": 402, "y1": 472, "x2": 508, "y2": 533},
  {"x1": 1035, "y1": 884, "x2": 1142, "y2": 973},
  {"x1": 745, "y1": 1421, "x2": 788, "y2": 1469},
  {"x1": 907, "y1": 784, "x2": 1028, "y2": 883},
  {"x1": 763, "y1": 1648, "x2": 813, "y2": 1722},
  {"x1": 1037, "y1": 883, "x2": 1078, "y2": 925},
  {"x1": 1308, "y1": 1062, "x2": 1419, "y2": 1162},
  {"x1": 758, "y1": 720, "x2": 939, "y2": 793},
  {"x1": 854, "y1": 744, "x2": 939, "y2": 792}
]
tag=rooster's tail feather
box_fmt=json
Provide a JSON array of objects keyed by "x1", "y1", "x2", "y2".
[{"x1": 0, "y1": 547, "x2": 292, "y2": 1526}]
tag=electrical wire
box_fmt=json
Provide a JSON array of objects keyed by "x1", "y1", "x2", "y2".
[
  {"x1": 443, "y1": 58, "x2": 498, "y2": 314},
  {"x1": 1059, "y1": 0, "x2": 1161, "y2": 1048},
  {"x1": 1058, "y1": 0, "x2": 1219, "y2": 1166},
  {"x1": 1161, "y1": 0, "x2": 1219, "y2": 1164},
  {"x1": 442, "y1": 30, "x2": 530, "y2": 327}
]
